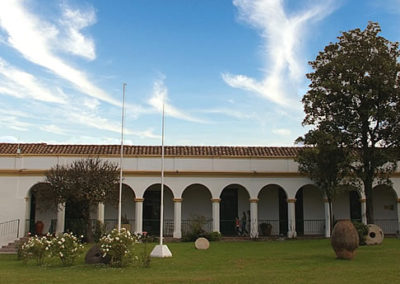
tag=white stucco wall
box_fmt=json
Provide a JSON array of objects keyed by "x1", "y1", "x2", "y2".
[
  {"x1": 1, "y1": 153, "x2": 400, "y2": 244},
  {"x1": 302, "y1": 186, "x2": 325, "y2": 235},
  {"x1": 181, "y1": 185, "x2": 212, "y2": 220}
]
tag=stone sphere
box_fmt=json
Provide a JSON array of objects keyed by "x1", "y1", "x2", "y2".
[
  {"x1": 195, "y1": 237, "x2": 210, "y2": 250},
  {"x1": 331, "y1": 220, "x2": 359, "y2": 260},
  {"x1": 365, "y1": 224, "x2": 384, "y2": 245}
]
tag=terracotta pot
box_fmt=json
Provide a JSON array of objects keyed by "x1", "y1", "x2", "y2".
[
  {"x1": 331, "y1": 219, "x2": 359, "y2": 260},
  {"x1": 35, "y1": 220, "x2": 44, "y2": 235}
]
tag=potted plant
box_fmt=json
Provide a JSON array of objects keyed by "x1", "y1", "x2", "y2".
[{"x1": 260, "y1": 223, "x2": 272, "y2": 236}]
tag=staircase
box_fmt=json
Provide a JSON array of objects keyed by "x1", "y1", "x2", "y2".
[{"x1": 0, "y1": 237, "x2": 28, "y2": 254}]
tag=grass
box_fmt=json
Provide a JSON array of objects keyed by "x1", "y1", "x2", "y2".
[{"x1": 1, "y1": 238, "x2": 400, "y2": 283}]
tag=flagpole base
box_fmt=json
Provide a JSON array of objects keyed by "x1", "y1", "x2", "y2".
[{"x1": 150, "y1": 244, "x2": 172, "y2": 258}]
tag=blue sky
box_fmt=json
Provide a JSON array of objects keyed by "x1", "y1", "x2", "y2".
[{"x1": 0, "y1": 0, "x2": 399, "y2": 146}]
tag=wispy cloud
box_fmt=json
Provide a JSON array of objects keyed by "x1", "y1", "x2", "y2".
[
  {"x1": 272, "y1": 128, "x2": 291, "y2": 136},
  {"x1": 58, "y1": 4, "x2": 96, "y2": 60},
  {"x1": 223, "y1": 0, "x2": 337, "y2": 107},
  {"x1": 40, "y1": 124, "x2": 66, "y2": 135},
  {"x1": 0, "y1": 58, "x2": 66, "y2": 103},
  {"x1": 201, "y1": 108, "x2": 256, "y2": 120},
  {"x1": 148, "y1": 77, "x2": 205, "y2": 123},
  {"x1": 0, "y1": 0, "x2": 120, "y2": 106}
]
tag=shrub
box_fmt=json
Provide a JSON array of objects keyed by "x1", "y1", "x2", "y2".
[
  {"x1": 352, "y1": 221, "x2": 369, "y2": 245},
  {"x1": 137, "y1": 232, "x2": 151, "y2": 268},
  {"x1": 20, "y1": 234, "x2": 52, "y2": 265},
  {"x1": 182, "y1": 216, "x2": 211, "y2": 242},
  {"x1": 208, "y1": 231, "x2": 222, "y2": 241},
  {"x1": 50, "y1": 232, "x2": 84, "y2": 266},
  {"x1": 93, "y1": 220, "x2": 106, "y2": 243},
  {"x1": 99, "y1": 228, "x2": 137, "y2": 267}
]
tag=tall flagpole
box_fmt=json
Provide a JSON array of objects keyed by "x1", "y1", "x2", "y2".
[
  {"x1": 118, "y1": 83, "x2": 126, "y2": 232},
  {"x1": 159, "y1": 101, "x2": 165, "y2": 246},
  {"x1": 150, "y1": 96, "x2": 172, "y2": 258}
]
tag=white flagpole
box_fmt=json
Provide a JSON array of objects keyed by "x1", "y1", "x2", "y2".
[
  {"x1": 159, "y1": 100, "x2": 165, "y2": 246},
  {"x1": 118, "y1": 83, "x2": 126, "y2": 232},
  {"x1": 150, "y1": 96, "x2": 172, "y2": 257}
]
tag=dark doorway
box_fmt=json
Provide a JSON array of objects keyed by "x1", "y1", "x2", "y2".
[
  {"x1": 220, "y1": 188, "x2": 238, "y2": 236},
  {"x1": 278, "y1": 189, "x2": 288, "y2": 235},
  {"x1": 65, "y1": 199, "x2": 88, "y2": 239},
  {"x1": 295, "y1": 188, "x2": 304, "y2": 236},
  {"x1": 349, "y1": 191, "x2": 361, "y2": 221},
  {"x1": 29, "y1": 192, "x2": 36, "y2": 234},
  {"x1": 143, "y1": 189, "x2": 161, "y2": 235}
]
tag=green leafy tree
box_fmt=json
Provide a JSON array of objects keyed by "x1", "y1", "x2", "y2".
[
  {"x1": 302, "y1": 22, "x2": 400, "y2": 223},
  {"x1": 295, "y1": 124, "x2": 354, "y2": 234},
  {"x1": 45, "y1": 158, "x2": 119, "y2": 241}
]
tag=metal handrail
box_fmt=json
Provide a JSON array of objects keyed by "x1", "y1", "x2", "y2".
[{"x1": 0, "y1": 219, "x2": 20, "y2": 240}]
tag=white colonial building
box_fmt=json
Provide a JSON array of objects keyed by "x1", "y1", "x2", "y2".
[{"x1": 1, "y1": 143, "x2": 399, "y2": 247}]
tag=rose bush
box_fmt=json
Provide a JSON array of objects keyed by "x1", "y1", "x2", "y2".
[{"x1": 99, "y1": 228, "x2": 138, "y2": 267}]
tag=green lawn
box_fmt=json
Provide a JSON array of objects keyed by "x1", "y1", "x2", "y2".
[{"x1": 1, "y1": 238, "x2": 400, "y2": 284}]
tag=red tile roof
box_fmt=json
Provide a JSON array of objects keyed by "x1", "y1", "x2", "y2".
[{"x1": 0, "y1": 143, "x2": 300, "y2": 158}]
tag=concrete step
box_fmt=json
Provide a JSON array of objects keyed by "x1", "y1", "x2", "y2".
[{"x1": 0, "y1": 237, "x2": 29, "y2": 254}]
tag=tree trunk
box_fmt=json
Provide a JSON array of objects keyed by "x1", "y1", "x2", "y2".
[
  {"x1": 364, "y1": 179, "x2": 374, "y2": 224},
  {"x1": 329, "y1": 201, "x2": 334, "y2": 234}
]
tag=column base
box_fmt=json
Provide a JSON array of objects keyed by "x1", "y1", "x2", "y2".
[{"x1": 150, "y1": 244, "x2": 172, "y2": 258}]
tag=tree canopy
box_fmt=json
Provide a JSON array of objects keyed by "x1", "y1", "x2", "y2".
[
  {"x1": 44, "y1": 158, "x2": 120, "y2": 240},
  {"x1": 301, "y1": 22, "x2": 400, "y2": 223}
]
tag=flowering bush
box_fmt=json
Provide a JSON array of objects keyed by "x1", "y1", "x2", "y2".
[
  {"x1": 99, "y1": 228, "x2": 137, "y2": 267},
  {"x1": 20, "y1": 234, "x2": 52, "y2": 265},
  {"x1": 50, "y1": 232, "x2": 84, "y2": 266},
  {"x1": 137, "y1": 232, "x2": 151, "y2": 268}
]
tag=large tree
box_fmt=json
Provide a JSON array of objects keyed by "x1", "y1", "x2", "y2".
[
  {"x1": 295, "y1": 123, "x2": 354, "y2": 234},
  {"x1": 45, "y1": 158, "x2": 119, "y2": 241},
  {"x1": 302, "y1": 22, "x2": 400, "y2": 223}
]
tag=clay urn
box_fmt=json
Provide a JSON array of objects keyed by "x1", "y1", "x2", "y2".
[{"x1": 331, "y1": 220, "x2": 359, "y2": 260}]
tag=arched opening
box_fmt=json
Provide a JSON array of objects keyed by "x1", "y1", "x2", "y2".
[
  {"x1": 28, "y1": 183, "x2": 57, "y2": 235},
  {"x1": 333, "y1": 187, "x2": 361, "y2": 222},
  {"x1": 104, "y1": 184, "x2": 136, "y2": 232},
  {"x1": 182, "y1": 184, "x2": 212, "y2": 235},
  {"x1": 219, "y1": 184, "x2": 250, "y2": 236},
  {"x1": 295, "y1": 185, "x2": 324, "y2": 236},
  {"x1": 258, "y1": 185, "x2": 288, "y2": 236},
  {"x1": 143, "y1": 184, "x2": 174, "y2": 236},
  {"x1": 373, "y1": 185, "x2": 398, "y2": 234}
]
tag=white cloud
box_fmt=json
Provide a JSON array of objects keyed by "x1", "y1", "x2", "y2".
[
  {"x1": 40, "y1": 124, "x2": 66, "y2": 135},
  {"x1": 0, "y1": 136, "x2": 19, "y2": 143},
  {"x1": 0, "y1": 115, "x2": 31, "y2": 131},
  {"x1": 148, "y1": 77, "x2": 205, "y2": 123},
  {"x1": 272, "y1": 128, "x2": 291, "y2": 136},
  {"x1": 201, "y1": 108, "x2": 256, "y2": 120},
  {"x1": 58, "y1": 5, "x2": 96, "y2": 60},
  {"x1": 68, "y1": 110, "x2": 159, "y2": 139},
  {"x1": 0, "y1": 58, "x2": 66, "y2": 103},
  {"x1": 0, "y1": 0, "x2": 121, "y2": 106},
  {"x1": 224, "y1": 0, "x2": 337, "y2": 107}
]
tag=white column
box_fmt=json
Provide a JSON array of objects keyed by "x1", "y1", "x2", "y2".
[
  {"x1": 324, "y1": 198, "x2": 331, "y2": 238},
  {"x1": 24, "y1": 196, "x2": 31, "y2": 236},
  {"x1": 397, "y1": 199, "x2": 400, "y2": 235},
  {"x1": 135, "y1": 198, "x2": 144, "y2": 234},
  {"x1": 56, "y1": 203, "x2": 65, "y2": 235},
  {"x1": 211, "y1": 198, "x2": 220, "y2": 233},
  {"x1": 249, "y1": 199, "x2": 258, "y2": 238},
  {"x1": 97, "y1": 202, "x2": 105, "y2": 224},
  {"x1": 287, "y1": 199, "x2": 296, "y2": 238},
  {"x1": 360, "y1": 198, "x2": 367, "y2": 225},
  {"x1": 173, "y1": 198, "x2": 182, "y2": 239}
]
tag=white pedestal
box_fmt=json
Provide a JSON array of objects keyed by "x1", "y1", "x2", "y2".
[{"x1": 150, "y1": 244, "x2": 172, "y2": 258}]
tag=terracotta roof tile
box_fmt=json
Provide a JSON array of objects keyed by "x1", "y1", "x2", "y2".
[{"x1": 0, "y1": 143, "x2": 301, "y2": 158}]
